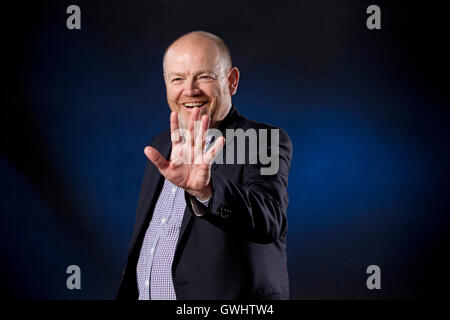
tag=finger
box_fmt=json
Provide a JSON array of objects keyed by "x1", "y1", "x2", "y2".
[
  {"x1": 192, "y1": 108, "x2": 203, "y2": 143},
  {"x1": 194, "y1": 115, "x2": 206, "y2": 151},
  {"x1": 170, "y1": 111, "x2": 180, "y2": 132},
  {"x1": 170, "y1": 112, "x2": 182, "y2": 144},
  {"x1": 175, "y1": 148, "x2": 183, "y2": 166},
  {"x1": 202, "y1": 113, "x2": 210, "y2": 131},
  {"x1": 200, "y1": 114, "x2": 210, "y2": 150},
  {"x1": 204, "y1": 136, "x2": 225, "y2": 164},
  {"x1": 187, "y1": 108, "x2": 197, "y2": 143},
  {"x1": 171, "y1": 130, "x2": 183, "y2": 145},
  {"x1": 144, "y1": 146, "x2": 169, "y2": 175}
]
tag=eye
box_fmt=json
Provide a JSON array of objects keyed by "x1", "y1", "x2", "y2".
[
  {"x1": 198, "y1": 75, "x2": 215, "y2": 81},
  {"x1": 171, "y1": 77, "x2": 182, "y2": 83}
]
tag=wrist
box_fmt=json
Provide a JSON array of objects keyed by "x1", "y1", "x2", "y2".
[{"x1": 189, "y1": 184, "x2": 212, "y2": 201}]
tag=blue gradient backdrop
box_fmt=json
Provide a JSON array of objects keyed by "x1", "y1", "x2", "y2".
[{"x1": 1, "y1": 0, "x2": 449, "y2": 299}]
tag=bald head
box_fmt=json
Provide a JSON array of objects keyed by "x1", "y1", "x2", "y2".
[
  {"x1": 162, "y1": 30, "x2": 240, "y2": 130},
  {"x1": 163, "y1": 31, "x2": 232, "y2": 73}
]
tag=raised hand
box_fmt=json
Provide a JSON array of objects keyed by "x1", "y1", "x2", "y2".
[{"x1": 144, "y1": 107, "x2": 225, "y2": 200}]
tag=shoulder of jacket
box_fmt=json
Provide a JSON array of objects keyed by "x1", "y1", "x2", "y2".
[
  {"x1": 150, "y1": 129, "x2": 171, "y2": 147},
  {"x1": 236, "y1": 116, "x2": 290, "y2": 139}
]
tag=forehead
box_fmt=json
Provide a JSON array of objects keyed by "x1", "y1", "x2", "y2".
[{"x1": 164, "y1": 39, "x2": 222, "y2": 74}]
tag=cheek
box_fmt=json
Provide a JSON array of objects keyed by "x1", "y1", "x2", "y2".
[
  {"x1": 221, "y1": 82, "x2": 231, "y2": 95},
  {"x1": 204, "y1": 85, "x2": 222, "y2": 99},
  {"x1": 167, "y1": 87, "x2": 182, "y2": 102}
]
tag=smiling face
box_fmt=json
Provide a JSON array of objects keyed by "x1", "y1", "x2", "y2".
[{"x1": 163, "y1": 34, "x2": 239, "y2": 129}]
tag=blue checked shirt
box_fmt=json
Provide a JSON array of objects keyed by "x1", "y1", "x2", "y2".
[{"x1": 136, "y1": 135, "x2": 214, "y2": 300}]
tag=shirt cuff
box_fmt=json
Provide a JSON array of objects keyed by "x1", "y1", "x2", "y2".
[
  {"x1": 190, "y1": 196, "x2": 210, "y2": 216},
  {"x1": 196, "y1": 196, "x2": 210, "y2": 206}
]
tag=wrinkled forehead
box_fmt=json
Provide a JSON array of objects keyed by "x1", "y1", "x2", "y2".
[{"x1": 164, "y1": 40, "x2": 224, "y2": 75}]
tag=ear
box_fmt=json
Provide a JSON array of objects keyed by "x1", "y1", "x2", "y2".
[{"x1": 227, "y1": 67, "x2": 240, "y2": 95}]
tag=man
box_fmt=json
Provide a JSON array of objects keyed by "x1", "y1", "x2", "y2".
[{"x1": 117, "y1": 31, "x2": 292, "y2": 300}]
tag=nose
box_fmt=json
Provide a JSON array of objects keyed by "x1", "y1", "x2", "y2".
[{"x1": 182, "y1": 78, "x2": 202, "y2": 96}]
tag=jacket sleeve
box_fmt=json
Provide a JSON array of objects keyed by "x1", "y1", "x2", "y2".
[{"x1": 194, "y1": 128, "x2": 293, "y2": 243}]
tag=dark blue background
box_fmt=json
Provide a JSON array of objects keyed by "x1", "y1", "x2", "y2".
[{"x1": 1, "y1": 0, "x2": 449, "y2": 299}]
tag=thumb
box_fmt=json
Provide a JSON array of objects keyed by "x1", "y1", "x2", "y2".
[{"x1": 144, "y1": 146, "x2": 169, "y2": 173}]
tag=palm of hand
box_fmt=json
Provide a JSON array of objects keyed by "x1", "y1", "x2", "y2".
[{"x1": 144, "y1": 108, "x2": 224, "y2": 200}]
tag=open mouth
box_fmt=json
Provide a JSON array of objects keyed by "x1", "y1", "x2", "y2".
[{"x1": 182, "y1": 101, "x2": 208, "y2": 109}]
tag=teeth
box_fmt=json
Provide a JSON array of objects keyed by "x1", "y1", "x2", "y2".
[{"x1": 184, "y1": 102, "x2": 206, "y2": 107}]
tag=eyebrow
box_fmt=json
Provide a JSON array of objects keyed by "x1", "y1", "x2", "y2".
[
  {"x1": 167, "y1": 70, "x2": 217, "y2": 78},
  {"x1": 168, "y1": 72, "x2": 185, "y2": 78}
]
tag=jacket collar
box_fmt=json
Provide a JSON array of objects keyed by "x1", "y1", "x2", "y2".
[{"x1": 215, "y1": 104, "x2": 240, "y2": 133}]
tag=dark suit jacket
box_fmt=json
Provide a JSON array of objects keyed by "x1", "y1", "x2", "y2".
[{"x1": 117, "y1": 105, "x2": 293, "y2": 300}]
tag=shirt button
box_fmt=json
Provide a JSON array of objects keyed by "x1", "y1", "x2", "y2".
[
  {"x1": 171, "y1": 187, "x2": 176, "y2": 193},
  {"x1": 161, "y1": 218, "x2": 166, "y2": 224},
  {"x1": 150, "y1": 247, "x2": 155, "y2": 254},
  {"x1": 145, "y1": 280, "x2": 149, "y2": 287}
]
